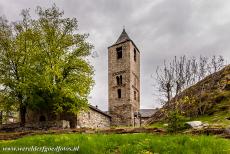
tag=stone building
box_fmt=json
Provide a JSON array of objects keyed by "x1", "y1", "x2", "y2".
[
  {"x1": 108, "y1": 29, "x2": 141, "y2": 126},
  {"x1": 19, "y1": 29, "x2": 156, "y2": 129},
  {"x1": 25, "y1": 105, "x2": 111, "y2": 129}
]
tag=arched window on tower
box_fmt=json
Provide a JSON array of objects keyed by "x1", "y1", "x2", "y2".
[
  {"x1": 117, "y1": 89, "x2": 121, "y2": 98},
  {"x1": 116, "y1": 75, "x2": 123, "y2": 85},
  {"x1": 116, "y1": 47, "x2": 122, "y2": 59},
  {"x1": 134, "y1": 48, "x2": 136, "y2": 62},
  {"x1": 116, "y1": 76, "x2": 120, "y2": 85}
]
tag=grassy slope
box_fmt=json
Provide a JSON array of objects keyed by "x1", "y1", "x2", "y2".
[
  {"x1": 148, "y1": 65, "x2": 230, "y2": 127},
  {"x1": 0, "y1": 134, "x2": 230, "y2": 154}
]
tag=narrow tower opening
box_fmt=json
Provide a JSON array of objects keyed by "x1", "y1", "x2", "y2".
[
  {"x1": 119, "y1": 75, "x2": 122, "y2": 85},
  {"x1": 116, "y1": 47, "x2": 122, "y2": 59},
  {"x1": 116, "y1": 76, "x2": 120, "y2": 85},
  {"x1": 134, "y1": 48, "x2": 136, "y2": 62},
  {"x1": 117, "y1": 89, "x2": 121, "y2": 98},
  {"x1": 134, "y1": 91, "x2": 137, "y2": 100}
]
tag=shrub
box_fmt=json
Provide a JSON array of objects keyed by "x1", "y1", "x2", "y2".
[{"x1": 167, "y1": 111, "x2": 187, "y2": 133}]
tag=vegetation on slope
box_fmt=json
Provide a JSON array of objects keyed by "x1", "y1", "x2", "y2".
[{"x1": 148, "y1": 64, "x2": 230, "y2": 125}]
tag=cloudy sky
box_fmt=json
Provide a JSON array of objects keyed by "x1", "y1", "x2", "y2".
[{"x1": 0, "y1": 0, "x2": 230, "y2": 111}]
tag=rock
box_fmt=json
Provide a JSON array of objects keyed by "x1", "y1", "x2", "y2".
[
  {"x1": 163, "y1": 123, "x2": 168, "y2": 127},
  {"x1": 185, "y1": 121, "x2": 203, "y2": 129},
  {"x1": 202, "y1": 123, "x2": 209, "y2": 128},
  {"x1": 225, "y1": 127, "x2": 230, "y2": 135},
  {"x1": 61, "y1": 120, "x2": 70, "y2": 129}
]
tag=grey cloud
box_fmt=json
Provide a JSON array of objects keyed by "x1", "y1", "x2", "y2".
[{"x1": 0, "y1": 0, "x2": 230, "y2": 110}]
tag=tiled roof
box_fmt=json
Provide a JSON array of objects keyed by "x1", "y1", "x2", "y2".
[
  {"x1": 89, "y1": 105, "x2": 111, "y2": 118},
  {"x1": 115, "y1": 28, "x2": 131, "y2": 45},
  {"x1": 140, "y1": 109, "x2": 158, "y2": 118},
  {"x1": 109, "y1": 28, "x2": 140, "y2": 53}
]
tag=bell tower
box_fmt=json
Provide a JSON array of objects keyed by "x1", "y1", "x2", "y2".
[{"x1": 108, "y1": 29, "x2": 140, "y2": 126}]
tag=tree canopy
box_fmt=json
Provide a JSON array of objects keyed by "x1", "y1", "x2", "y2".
[{"x1": 0, "y1": 5, "x2": 94, "y2": 125}]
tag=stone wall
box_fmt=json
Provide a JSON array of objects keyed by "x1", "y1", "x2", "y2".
[
  {"x1": 108, "y1": 39, "x2": 140, "y2": 126},
  {"x1": 25, "y1": 120, "x2": 70, "y2": 129},
  {"x1": 77, "y1": 108, "x2": 111, "y2": 128},
  {"x1": 26, "y1": 106, "x2": 111, "y2": 129},
  {"x1": 26, "y1": 108, "x2": 57, "y2": 123}
]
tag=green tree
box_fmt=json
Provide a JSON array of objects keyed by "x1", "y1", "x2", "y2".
[
  {"x1": 0, "y1": 12, "x2": 35, "y2": 125},
  {"x1": 0, "y1": 5, "x2": 94, "y2": 126}
]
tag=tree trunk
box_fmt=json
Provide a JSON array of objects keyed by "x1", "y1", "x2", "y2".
[
  {"x1": 20, "y1": 105, "x2": 26, "y2": 127},
  {"x1": 0, "y1": 111, "x2": 2, "y2": 124}
]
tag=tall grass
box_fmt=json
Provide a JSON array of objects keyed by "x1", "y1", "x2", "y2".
[{"x1": 0, "y1": 133, "x2": 229, "y2": 154}]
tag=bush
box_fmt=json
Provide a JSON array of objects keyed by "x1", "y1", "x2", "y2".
[{"x1": 167, "y1": 111, "x2": 187, "y2": 133}]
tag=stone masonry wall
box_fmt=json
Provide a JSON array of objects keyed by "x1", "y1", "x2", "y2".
[
  {"x1": 108, "y1": 40, "x2": 140, "y2": 126},
  {"x1": 77, "y1": 108, "x2": 111, "y2": 128},
  {"x1": 26, "y1": 107, "x2": 110, "y2": 129}
]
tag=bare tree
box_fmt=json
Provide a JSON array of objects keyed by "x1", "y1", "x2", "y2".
[
  {"x1": 173, "y1": 56, "x2": 187, "y2": 96},
  {"x1": 155, "y1": 55, "x2": 225, "y2": 104},
  {"x1": 198, "y1": 56, "x2": 209, "y2": 80},
  {"x1": 156, "y1": 61, "x2": 174, "y2": 104},
  {"x1": 191, "y1": 57, "x2": 198, "y2": 84},
  {"x1": 210, "y1": 55, "x2": 224, "y2": 73}
]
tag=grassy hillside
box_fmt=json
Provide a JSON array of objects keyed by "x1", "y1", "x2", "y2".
[
  {"x1": 0, "y1": 134, "x2": 230, "y2": 154},
  {"x1": 148, "y1": 65, "x2": 230, "y2": 126}
]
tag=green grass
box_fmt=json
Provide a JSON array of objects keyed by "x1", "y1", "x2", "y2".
[
  {"x1": 191, "y1": 111, "x2": 230, "y2": 127},
  {"x1": 0, "y1": 133, "x2": 230, "y2": 154},
  {"x1": 148, "y1": 122, "x2": 166, "y2": 128}
]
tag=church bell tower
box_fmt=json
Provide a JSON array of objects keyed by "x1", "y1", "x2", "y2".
[{"x1": 108, "y1": 29, "x2": 140, "y2": 126}]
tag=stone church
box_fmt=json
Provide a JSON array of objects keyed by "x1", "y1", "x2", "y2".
[
  {"x1": 23, "y1": 29, "x2": 156, "y2": 129},
  {"x1": 108, "y1": 29, "x2": 141, "y2": 126}
]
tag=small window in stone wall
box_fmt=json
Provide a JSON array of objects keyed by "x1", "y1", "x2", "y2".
[
  {"x1": 88, "y1": 112, "x2": 91, "y2": 119},
  {"x1": 134, "y1": 91, "x2": 137, "y2": 100},
  {"x1": 116, "y1": 76, "x2": 119, "y2": 85},
  {"x1": 116, "y1": 47, "x2": 122, "y2": 59},
  {"x1": 134, "y1": 48, "x2": 136, "y2": 62},
  {"x1": 117, "y1": 89, "x2": 121, "y2": 98}
]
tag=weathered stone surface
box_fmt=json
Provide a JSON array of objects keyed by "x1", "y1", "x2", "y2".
[
  {"x1": 25, "y1": 106, "x2": 110, "y2": 129},
  {"x1": 108, "y1": 29, "x2": 140, "y2": 126},
  {"x1": 61, "y1": 120, "x2": 70, "y2": 129},
  {"x1": 185, "y1": 121, "x2": 209, "y2": 129},
  {"x1": 185, "y1": 121, "x2": 203, "y2": 129},
  {"x1": 77, "y1": 108, "x2": 110, "y2": 128}
]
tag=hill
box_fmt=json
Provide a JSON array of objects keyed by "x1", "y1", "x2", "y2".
[{"x1": 147, "y1": 64, "x2": 230, "y2": 126}]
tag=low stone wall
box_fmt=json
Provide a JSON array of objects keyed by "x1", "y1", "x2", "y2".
[
  {"x1": 0, "y1": 123, "x2": 20, "y2": 131},
  {"x1": 0, "y1": 120, "x2": 70, "y2": 132},
  {"x1": 25, "y1": 120, "x2": 70, "y2": 129}
]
